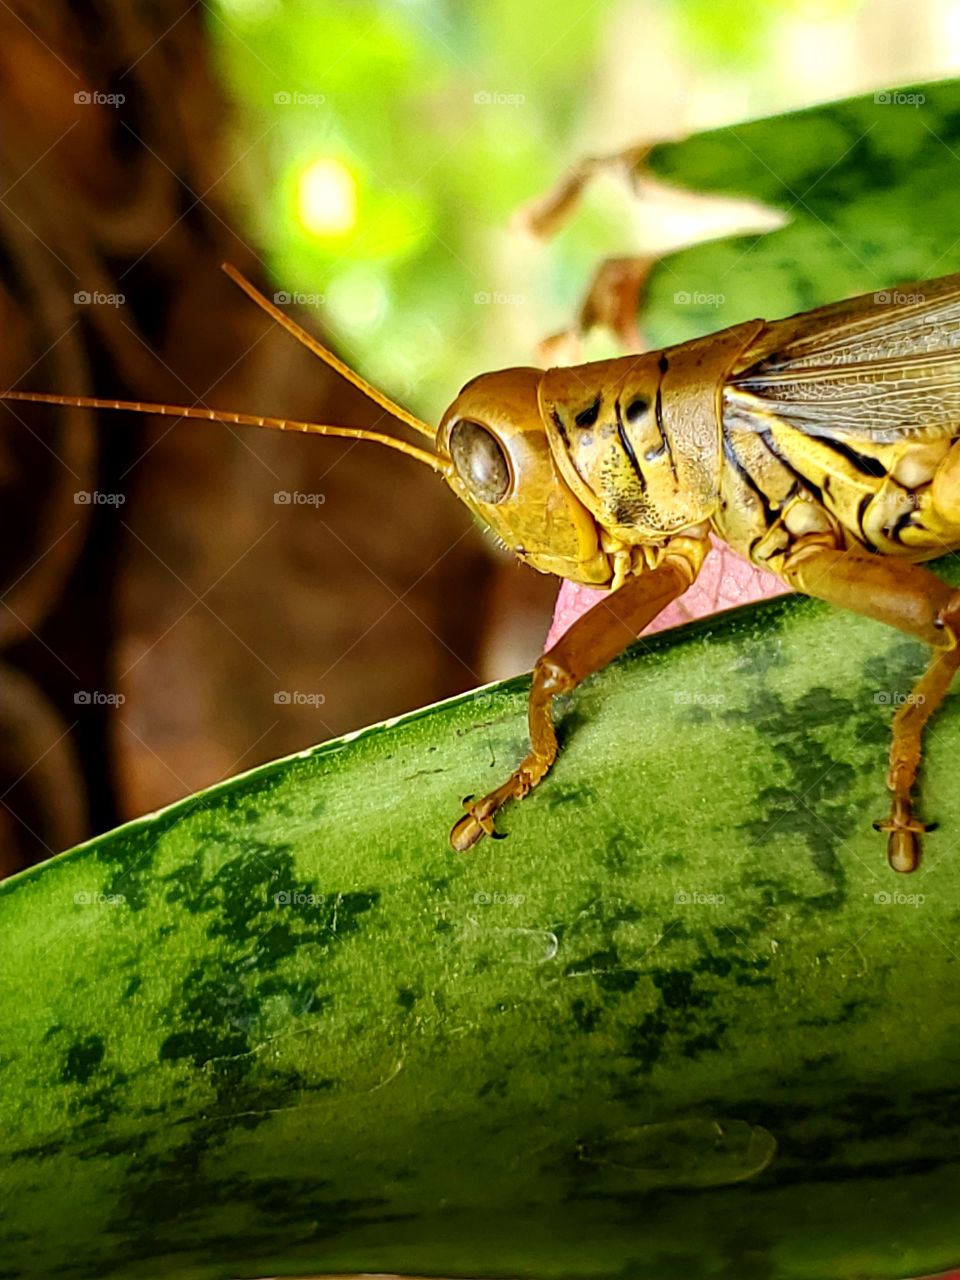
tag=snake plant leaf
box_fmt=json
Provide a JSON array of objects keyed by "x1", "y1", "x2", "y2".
[
  {"x1": 2, "y1": 557, "x2": 960, "y2": 1280},
  {"x1": 640, "y1": 77, "x2": 960, "y2": 344},
  {"x1": 5, "y1": 78, "x2": 960, "y2": 1280}
]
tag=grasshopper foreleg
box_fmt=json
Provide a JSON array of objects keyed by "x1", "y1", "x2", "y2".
[{"x1": 450, "y1": 541, "x2": 706, "y2": 851}]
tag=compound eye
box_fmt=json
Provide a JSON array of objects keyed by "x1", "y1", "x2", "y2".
[{"x1": 449, "y1": 419, "x2": 510, "y2": 504}]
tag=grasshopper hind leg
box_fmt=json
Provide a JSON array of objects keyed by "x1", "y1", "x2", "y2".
[
  {"x1": 779, "y1": 540, "x2": 960, "y2": 872},
  {"x1": 872, "y1": 607, "x2": 960, "y2": 871}
]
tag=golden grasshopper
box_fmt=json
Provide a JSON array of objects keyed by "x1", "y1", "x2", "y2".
[{"x1": 5, "y1": 265, "x2": 960, "y2": 873}]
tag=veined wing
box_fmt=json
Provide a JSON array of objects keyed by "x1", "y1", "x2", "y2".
[{"x1": 727, "y1": 274, "x2": 960, "y2": 441}]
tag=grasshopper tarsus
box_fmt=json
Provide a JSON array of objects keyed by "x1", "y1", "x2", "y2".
[
  {"x1": 875, "y1": 800, "x2": 936, "y2": 873},
  {"x1": 450, "y1": 813, "x2": 487, "y2": 853},
  {"x1": 887, "y1": 830, "x2": 923, "y2": 876}
]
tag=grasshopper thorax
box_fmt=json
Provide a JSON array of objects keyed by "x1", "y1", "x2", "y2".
[{"x1": 538, "y1": 322, "x2": 764, "y2": 542}]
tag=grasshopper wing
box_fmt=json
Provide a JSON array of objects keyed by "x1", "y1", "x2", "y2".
[{"x1": 725, "y1": 273, "x2": 960, "y2": 442}]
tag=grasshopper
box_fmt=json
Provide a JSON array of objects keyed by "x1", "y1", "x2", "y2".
[{"x1": 5, "y1": 265, "x2": 960, "y2": 873}]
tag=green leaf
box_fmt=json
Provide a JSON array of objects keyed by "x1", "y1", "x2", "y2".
[
  {"x1": 6, "y1": 77, "x2": 960, "y2": 1280},
  {"x1": 641, "y1": 77, "x2": 960, "y2": 344},
  {"x1": 2, "y1": 558, "x2": 960, "y2": 1280}
]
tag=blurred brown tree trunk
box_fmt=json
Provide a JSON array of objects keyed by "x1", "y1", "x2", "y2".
[{"x1": 0, "y1": 0, "x2": 497, "y2": 875}]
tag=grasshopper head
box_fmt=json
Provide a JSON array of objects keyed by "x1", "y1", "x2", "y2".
[{"x1": 437, "y1": 368, "x2": 613, "y2": 586}]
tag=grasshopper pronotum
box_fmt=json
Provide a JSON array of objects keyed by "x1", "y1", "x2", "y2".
[{"x1": 5, "y1": 265, "x2": 960, "y2": 872}]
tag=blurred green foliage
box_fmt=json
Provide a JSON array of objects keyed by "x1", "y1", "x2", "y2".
[
  {"x1": 208, "y1": 0, "x2": 627, "y2": 414},
  {"x1": 206, "y1": 0, "x2": 882, "y2": 421},
  {"x1": 672, "y1": 0, "x2": 861, "y2": 67}
]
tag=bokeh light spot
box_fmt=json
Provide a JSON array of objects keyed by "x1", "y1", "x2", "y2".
[
  {"x1": 327, "y1": 267, "x2": 390, "y2": 333},
  {"x1": 297, "y1": 157, "x2": 357, "y2": 238}
]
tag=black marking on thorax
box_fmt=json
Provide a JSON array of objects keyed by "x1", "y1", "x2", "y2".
[
  {"x1": 722, "y1": 436, "x2": 781, "y2": 529},
  {"x1": 614, "y1": 398, "x2": 647, "y2": 493},
  {"x1": 856, "y1": 493, "x2": 878, "y2": 551},
  {"x1": 653, "y1": 357, "x2": 678, "y2": 481},
  {"x1": 815, "y1": 434, "x2": 888, "y2": 479},
  {"x1": 758, "y1": 428, "x2": 812, "y2": 496},
  {"x1": 885, "y1": 507, "x2": 916, "y2": 542},
  {"x1": 575, "y1": 397, "x2": 601, "y2": 429},
  {"x1": 758, "y1": 427, "x2": 828, "y2": 510}
]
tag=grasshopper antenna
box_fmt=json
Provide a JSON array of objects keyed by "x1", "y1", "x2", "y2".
[
  {"x1": 0, "y1": 392, "x2": 450, "y2": 475},
  {"x1": 220, "y1": 262, "x2": 436, "y2": 442},
  {"x1": 0, "y1": 265, "x2": 452, "y2": 476}
]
